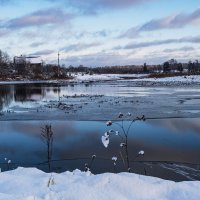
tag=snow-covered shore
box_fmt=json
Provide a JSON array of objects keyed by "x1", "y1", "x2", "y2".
[
  {"x1": 1, "y1": 74, "x2": 200, "y2": 86},
  {"x1": 0, "y1": 167, "x2": 200, "y2": 200},
  {"x1": 134, "y1": 75, "x2": 200, "y2": 83},
  {"x1": 70, "y1": 73, "x2": 200, "y2": 87},
  {"x1": 73, "y1": 73, "x2": 200, "y2": 83}
]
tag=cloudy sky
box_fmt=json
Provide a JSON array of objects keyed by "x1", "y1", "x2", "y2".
[{"x1": 0, "y1": 0, "x2": 200, "y2": 67}]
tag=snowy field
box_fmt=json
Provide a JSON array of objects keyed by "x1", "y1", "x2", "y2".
[
  {"x1": 135, "y1": 75, "x2": 200, "y2": 83},
  {"x1": 0, "y1": 167, "x2": 199, "y2": 200},
  {"x1": 73, "y1": 73, "x2": 200, "y2": 83},
  {"x1": 1, "y1": 74, "x2": 200, "y2": 85},
  {"x1": 73, "y1": 73, "x2": 147, "y2": 82}
]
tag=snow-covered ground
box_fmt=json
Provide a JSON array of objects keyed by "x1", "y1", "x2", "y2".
[
  {"x1": 136, "y1": 75, "x2": 200, "y2": 83},
  {"x1": 1, "y1": 74, "x2": 200, "y2": 85},
  {"x1": 0, "y1": 167, "x2": 200, "y2": 200},
  {"x1": 73, "y1": 73, "x2": 200, "y2": 84},
  {"x1": 73, "y1": 73, "x2": 147, "y2": 82}
]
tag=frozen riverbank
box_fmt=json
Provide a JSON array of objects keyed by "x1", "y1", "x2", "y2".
[
  {"x1": 1, "y1": 74, "x2": 200, "y2": 86},
  {"x1": 0, "y1": 167, "x2": 199, "y2": 200},
  {"x1": 73, "y1": 73, "x2": 200, "y2": 87}
]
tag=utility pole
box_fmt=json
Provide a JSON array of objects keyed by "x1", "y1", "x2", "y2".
[{"x1": 57, "y1": 52, "x2": 60, "y2": 77}]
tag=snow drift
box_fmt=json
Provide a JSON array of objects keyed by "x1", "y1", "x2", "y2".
[{"x1": 0, "y1": 167, "x2": 200, "y2": 200}]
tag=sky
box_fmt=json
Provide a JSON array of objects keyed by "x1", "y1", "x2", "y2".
[{"x1": 0, "y1": 0, "x2": 200, "y2": 67}]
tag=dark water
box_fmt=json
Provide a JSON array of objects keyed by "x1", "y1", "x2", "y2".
[
  {"x1": 0, "y1": 119, "x2": 200, "y2": 181},
  {"x1": 1, "y1": 83, "x2": 200, "y2": 112}
]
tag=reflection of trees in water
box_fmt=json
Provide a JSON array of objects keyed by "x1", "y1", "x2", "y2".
[
  {"x1": 14, "y1": 84, "x2": 62, "y2": 102},
  {"x1": 41, "y1": 124, "x2": 54, "y2": 172},
  {"x1": 0, "y1": 84, "x2": 62, "y2": 110},
  {"x1": 53, "y1": 86, "x2": 60, "y2": 94},
  {"x1": 0, "y1": 85, "x2": 13, "y2": 111},
  {"x1": 53, "y1": 86, "x2": 61, "y2": 101},
  {"x1": 14, "y1": 84, "x2": 44, "y2": 102}
]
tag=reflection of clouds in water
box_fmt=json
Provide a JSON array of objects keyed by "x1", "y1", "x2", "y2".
[
  {"x1": 1, "y1": 120, "x2": 200, "y2": 168},
  {"x1": 148, "y1": 119, "x2": 200, "y2": 135},
  {"x1": 9, "y1": 121, "x2": 78, "y2": 138},
  {"x1": 2, "y1": 121, "x2": 106, "y2": 159},
  {"x1": 0, "y1": 145, "x2": 16, "y2": 154}
]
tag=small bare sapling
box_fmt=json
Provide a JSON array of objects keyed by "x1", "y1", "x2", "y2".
[
  {"x1": 85, "y1": 155, "x2": 96, "y2": 172},
  {"x1": 102, "y1": 113, "x2": 145, "y2": 172}
]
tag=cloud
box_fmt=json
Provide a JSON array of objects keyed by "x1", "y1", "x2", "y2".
[
  {"x1": 59, "y1": 51, "x2": 175, "y2": 67},
  {"x1": 61, "y1": 42, "x2": 102, "y2": 52},
  {"x1": 1, "y1": 8, "x2": 74, "y2": 29},
  {"x1": 47, "y1": 0, "x2": 156, "y2": 15},
  {"x1": 117, "y1": 35, "x2": 200, "y2": 50},
  {"x1": 122, "y1": 8, "x2": 200, "y2": 38},
  {"x1": 0, "y1": 29, "x2": 10, "y2": 37},
  {"x1": 163, "y1": 46, "x2": 195, "y2": 53},
  {"x1": 30, "y1": 42, "x2": 45, "y2": 48},
  {"x1": 30, "y1": 50, "x2": 54, "y2": 56},
  {"x1": 74, "y1": 30, "x2": 112, "y2": 40},
  {"x1": 140, "y1": 8, "x2": 200, "y2": 31},
  {"x1": 51, "y1": 46, "x2": 200, "y2": 66},
  {"x1": 59, "y1": 52, "x2": 134, "y2": 67}
]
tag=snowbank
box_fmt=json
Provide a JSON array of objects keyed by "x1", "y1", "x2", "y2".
[
  {"x1": 73, "y1": 73, "x2": 200, "y2": 84},
  {"x1": 0, "y1": 167, "x2": 200, "y2": 200},
  {"x1": 73, "y1": 73, "x2": 147, "y2": 82},
  {"x1": 136, "y1": 75, "x2": 200, "y2": 83},
  {"x1": 1, "y1": 74, "x2": 200, "y2": 85}
]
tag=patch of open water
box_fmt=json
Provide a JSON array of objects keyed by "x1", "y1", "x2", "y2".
[
  {"x1": 1, "y1": 83, "x2": 200, "y2": 111},
  {"x1": 0, "y1": 119, "x2": 200, "y2": 181}
]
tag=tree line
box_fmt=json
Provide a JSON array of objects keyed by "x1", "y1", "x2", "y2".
[
  {"x1": 67, "y1": 59, "x2": 200, "y2": 75},
  {"x1": 1, "y1": 49, "x2": 200, "y2": 80}
]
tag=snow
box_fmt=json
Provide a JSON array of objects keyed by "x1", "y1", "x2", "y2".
[
  {"x1": 138, "y1": 150, "x2": 145, "y2": 155},
  {"x1": 101, "y1": 135, "x2": 109, "y2": 148},
  {"x1": 106, "y1": 120, "x2": 112, "y2": 126},
  {"x1": 112, "y1": 157, "x2": 117, "y2": 162},
  {"x1": 73, "y1": 73, "x2": 147, "y2": 82},
  {"x1": 136, "y1": 75, "x2": 200, "y2": 83},
  {"x1": 1, "y1": 74, "x2": 200, "y2": 85},
  {"x1": 0, "y1": 167, "x2": 200, "y2": 200},
  {"x1": 73, "y1": 73, "x2": 200, "y2": 84}
]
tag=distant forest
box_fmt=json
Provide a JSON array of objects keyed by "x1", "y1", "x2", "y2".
[{"x1": 1, "y1": 49, "x2": 200, "y2": 80}]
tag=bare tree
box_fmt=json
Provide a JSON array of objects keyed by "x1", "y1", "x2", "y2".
[{"x1": 0, "y1": 50, "x2": 11, "y2": 76}]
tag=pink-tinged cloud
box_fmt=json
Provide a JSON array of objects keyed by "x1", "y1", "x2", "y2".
[
  {"x1": 140, "y1": 8, "x2": 200, "y2": 31},
  {"x1": 2, "y1": 8, "x2": 74, "y2": 29},
  {"x1": 47, "y1": 0, "x2": 156, "y2": 14},
  {"x1": 0, "y1": 29, "x2": 10, "y2": 37},
  {"x1": 122, "y1": 8, "x2": 200, "y2": 38}
]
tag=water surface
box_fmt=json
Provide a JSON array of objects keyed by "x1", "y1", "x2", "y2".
[
  {"x1": 1, "y1": 83, "x2": 200, "y2": 111},
  {"x1": 0, "y1": 118, "x2": 200, "y2": 181}
]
